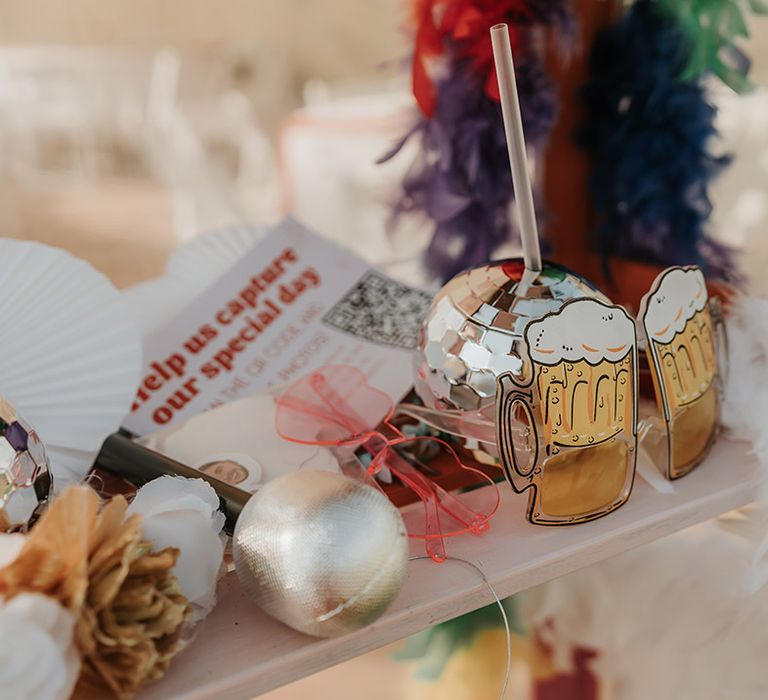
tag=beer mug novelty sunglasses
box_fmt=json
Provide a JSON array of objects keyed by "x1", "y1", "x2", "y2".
[{"x1": 495, "y1": 265, "x2": 727, "y2": 525}]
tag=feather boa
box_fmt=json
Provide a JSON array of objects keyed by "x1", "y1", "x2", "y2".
[
  {"x1": 410, "y1": 0, "x2": 573, "y2": 116},
  {"x1": 722, "y1": 295, "x2": 768, "y2": 591},
  {"x1": 721, "y1": 295, "x2": 768, "y2": 462},
  {"x1": 381, "y1": 56, "x2": 555, "y2": 281},
  {"x1": 656, "y1": 0, "x2": 767, "y2": 93},
  {"x1": 385, "y1": 0, "x2": 573, "y2": 281},
  {"x1": 578, "y1": 0, "x2": 738, "y2": 282}
]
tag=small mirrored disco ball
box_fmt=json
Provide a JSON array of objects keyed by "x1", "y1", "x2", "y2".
[
  {"x1": 415, "y1": 259, "x2": 608, "y2": 413},
  {"x1": 0, "y1": 397, "x2": 52, "y2": 532}
]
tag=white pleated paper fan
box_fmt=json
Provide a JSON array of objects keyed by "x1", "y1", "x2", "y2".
[
  {"x1": 0, "y1": 239, "x2": 141, "y2": 485},
  {"x1": 124, "y1": 225, "x2": 265, "y2": 339}
]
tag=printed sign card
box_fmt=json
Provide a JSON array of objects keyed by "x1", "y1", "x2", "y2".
[{"x1": 124, "y1": 218, "x2": 431, "y2": 436}]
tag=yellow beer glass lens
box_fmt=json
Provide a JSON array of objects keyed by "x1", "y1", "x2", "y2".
[
  {"x1": 533, "y1": 356, "x2": 633, "y2": 519},
  {"x1": 540, "y1": 440, "x2": 629, "y2": 517},
  {"x1": 670, "y1": 382, "x2": 718, "y2": 477},
  {"x1": 649, "y1": 305, "x2": 719, "y2": 479}
]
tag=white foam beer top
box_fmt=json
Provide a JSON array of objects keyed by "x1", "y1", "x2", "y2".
[
  {"x1": 526, "y1": 298, "x2": 635, "y2": 366},
  {"x1": 643, "y1": 268, "x2": 708, "y2": 345}
]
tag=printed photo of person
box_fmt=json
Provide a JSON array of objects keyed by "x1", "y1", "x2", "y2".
[
  {"x1": 195, "y1": 453, "x2": 263, "y2": 491},
  {"x1": 142, "y1": 393, "x2": 341, "y2": 493}
]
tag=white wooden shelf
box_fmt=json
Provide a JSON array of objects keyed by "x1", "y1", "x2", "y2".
[{"x1": 140, "y1": 437, "x2": 762, "y2": 700}]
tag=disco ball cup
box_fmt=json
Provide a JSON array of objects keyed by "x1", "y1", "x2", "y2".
[
  {"x1": 415, "y1": 259, "x2": 608, "y2": 414},
  {"x1": 0, "y1": 397, "x2": 52, "y2": 532}
]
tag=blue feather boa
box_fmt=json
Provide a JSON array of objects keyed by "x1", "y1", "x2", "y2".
[{"x1": 578, "y1": 0, "x2": 738, "y2": 281}]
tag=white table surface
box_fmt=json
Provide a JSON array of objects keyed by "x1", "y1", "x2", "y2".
[{"x1": 140, "y1": 437, "x2": 761, "y2": 700}]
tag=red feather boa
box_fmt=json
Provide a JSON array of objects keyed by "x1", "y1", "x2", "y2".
[{"x1": 411, "y1": 0, "x2": 533, "y2": 116}]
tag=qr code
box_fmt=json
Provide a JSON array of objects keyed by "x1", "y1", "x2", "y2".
[{"x1": 323, "y1": 271, "x2": 433, "y2": 349}]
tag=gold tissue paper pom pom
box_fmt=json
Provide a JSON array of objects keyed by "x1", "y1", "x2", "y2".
[
  {"x1": 76, "y1": 497, "x2": 190, "y2": 699},
  {"x1": 0, "y1": 486, "x2": 190, "y2": 699},
  {"x1": 0, "y1": 484, "x2": 98, "y2": 610}
]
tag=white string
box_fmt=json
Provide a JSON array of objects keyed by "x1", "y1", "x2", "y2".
[{"x1": 408, "y1": 555, "x2": 512, "y2": 699}]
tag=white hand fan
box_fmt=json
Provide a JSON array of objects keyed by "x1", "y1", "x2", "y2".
[
  {"x1": 0, "y1": 239, "x2": 141, "y2": 485},
  {"x1": 124, "y1": 225, "x2": 265, "y2": 338}
]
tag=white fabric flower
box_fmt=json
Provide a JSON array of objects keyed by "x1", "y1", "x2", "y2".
[
  {"x1": 0, "y1": 593, "x2": 80, "y2": 700},
  {"x1": 127, "y1": 476, "x2": 225, "y2": 617}
]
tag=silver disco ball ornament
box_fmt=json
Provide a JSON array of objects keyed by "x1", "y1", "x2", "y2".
[
  {"x1": 415, "y1": 259, "x2": 608, "y2": 412},
  {"x1": 233, "y1": 470, "x2": 408, "y2": 638},
  {"x1": 0, "y1": 397, "x2": 52, "y2": 532}
]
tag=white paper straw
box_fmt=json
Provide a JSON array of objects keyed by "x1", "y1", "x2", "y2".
[{"x1": 490, "y1": 23, "x2": 542, "y2": 272}]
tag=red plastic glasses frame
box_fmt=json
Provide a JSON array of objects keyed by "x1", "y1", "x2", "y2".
[{"x1": 275, "y1": 365, "x2": 500, "y2": 562}]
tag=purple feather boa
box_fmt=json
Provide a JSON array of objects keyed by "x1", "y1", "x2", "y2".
[{"x1": 381, "y1": 55, "x2": 557, "y2": 281}]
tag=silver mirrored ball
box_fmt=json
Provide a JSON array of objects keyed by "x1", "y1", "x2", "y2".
[
  {"x1": 0, "y1": 396, "x2": 52, "y2": 532},
  {"x1": 415, "y1": 259, "x2": 608, "y2": 412}
]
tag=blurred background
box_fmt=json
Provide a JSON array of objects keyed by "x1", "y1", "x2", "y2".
[
  {"x1": 0, "y1": 0, "x2": 422, "y2": 289},
  {"x1": 0, "y1": 2, "x2": 766, "y2": 699},
  {"x1": 0, "y1": 1, "x2": 765, "y2": 292}
]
